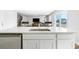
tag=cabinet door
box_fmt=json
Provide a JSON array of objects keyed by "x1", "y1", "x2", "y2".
[
  {"x1": 23, "y1": 34, "x2": 56, "y2": 49},
  {"x1": 57, "y1": 34, "x2": 75, "y2": 49},
  {"x1": 23, "y1": 40, "x2": 37, "y2": 49},
  {"x1": 57, "y1": 40, "x2": 74, "y2": 49},
  {"x1": 39, "y1": 40, "x2": 56, "y2": 49},
  {"x1": 0, "y1": 35, "x2": 21, "y2": 49}
]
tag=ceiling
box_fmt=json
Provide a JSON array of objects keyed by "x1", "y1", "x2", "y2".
[{"x1": 17, "y1": 10, "x2": 55, "y2": 16}]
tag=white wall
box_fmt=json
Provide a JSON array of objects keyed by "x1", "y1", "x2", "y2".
[
  {"x1": 4, "y1": 11, "x2": 17, "y2": 29},
  {"x1": 68, "y1": 10, "x2": 79, "y2": 44},
  {"x1": 68, "y1": 11, "x2": 79, "y2": 32},
  {"x1": 0, "y1": 10, "x2": 17, "y2": 30},
  {"x1": 0, "y1": 11, "x2": 4, "y2": 30}
]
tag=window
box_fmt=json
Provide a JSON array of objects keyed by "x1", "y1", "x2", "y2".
[{"x1": 54, "y1": 10, "x2": 68, "y2": 32}]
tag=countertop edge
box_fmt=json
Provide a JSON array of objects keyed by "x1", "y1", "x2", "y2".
[{"x1": 0, "y1": 31, "x2": 75, "y2": 34}]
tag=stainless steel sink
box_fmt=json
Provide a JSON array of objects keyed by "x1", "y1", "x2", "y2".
[{"x1": 30, "y1": 29, "x2": 50, "y2": 31}]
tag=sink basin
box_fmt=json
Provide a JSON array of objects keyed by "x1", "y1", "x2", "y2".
[{"x1": 30, "y1": 29, "x2": 50, "y2": 31}]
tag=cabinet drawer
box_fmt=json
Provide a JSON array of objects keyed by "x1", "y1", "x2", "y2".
[
  {"x1": 57, "y1": 34, "x2": 75, "y2": 40},
  {"x1": 23, "y1": 33, "x2": 56, "y2": 40}
]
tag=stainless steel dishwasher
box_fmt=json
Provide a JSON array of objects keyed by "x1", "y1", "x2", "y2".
[{"x1": 0, "y1": 33, "x2": 22, "y2": 49}]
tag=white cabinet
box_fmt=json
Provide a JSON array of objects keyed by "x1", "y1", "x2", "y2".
[
  {"x1": 23, "y1": 33, "x2": 56, "y2": 49},
  {"x1": 23, "y1": 33, "x2": 56, "y2": 40},
  {"x1": 23, "y1": 33, "x2": 75, "y2": 49},
  {"x1": 57, "y1": 33, "x2": 75, "y2": 49}
]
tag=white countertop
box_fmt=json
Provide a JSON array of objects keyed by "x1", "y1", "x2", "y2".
[
  {"x1": 0, "y1": 30, "x2": 75, "y2": 34},
  {"x1": 0, "y1": 27, "x2": 75, "y2": 34}
]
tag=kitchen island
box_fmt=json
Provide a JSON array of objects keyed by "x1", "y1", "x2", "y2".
[
  {"x1": 0, "y1": 31, "x2": 75, "y2": 49},
  {"x1": 23, "y1": 32, "x2": 75, "y2": 49}
]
